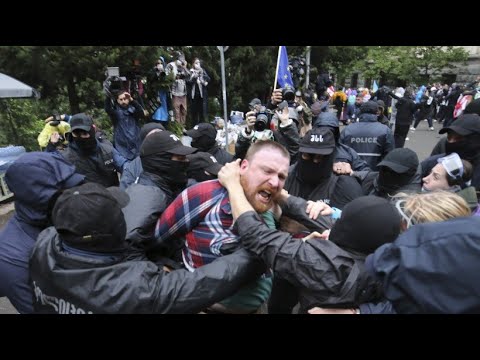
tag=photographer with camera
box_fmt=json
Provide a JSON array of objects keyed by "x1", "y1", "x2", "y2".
[
  {"x1": 38, "y1": 113, "x2": 72, "y2": 151},
  {"x1": 293, "y1": 90, "x2": 313, "y2": 137},
  {"x1": 105, "y1": 90, "x2": 144, "y2": 161},
  {"x1": 187, "y1": 58, "x2": 211, "y2": 127},
  {"x1": 235, "y1": 98, "x2": 300, "y2": 163},
  {"x1": 166, "y1": 54, "x2": 190, "y2": 128},
  {"x1": 145, "y1": 57, "x2": 175, "y2": 125}
]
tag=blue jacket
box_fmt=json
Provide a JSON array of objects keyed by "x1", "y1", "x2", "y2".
[
  {"x1": 339, "y1": 113, "x2": 394, "y2": 171},
  {"x1": 105, "y1": 98, "x2": 143, "y2": 161},
  {"x1": 335, "y1": 143, "x2": 371, "y2": 171},
  {"x1": 0, "y1": 152, "x2": 84, "y2": 313},
  {"x1": 120, "y1": 156, "x2": 143, "y2": 190},
  {"x1": 366, "y1": 216, "x2": 480, "y2": 313}
]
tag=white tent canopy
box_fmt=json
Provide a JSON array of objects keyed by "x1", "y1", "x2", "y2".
[{"x1": 0, "y1": 73, "x2": 40, "y2": 99}]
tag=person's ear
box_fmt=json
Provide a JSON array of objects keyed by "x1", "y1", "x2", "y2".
[{"x1": 239, "y1": 159, "x2": 249, "y2": 172}]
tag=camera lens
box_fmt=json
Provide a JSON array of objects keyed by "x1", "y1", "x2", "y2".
[
  {"x1": 254, "y1": 113, "x2": 269, "y2": 132},
  {"x1": 282, "y1": 86, "x2": 295, "y2": 102}
]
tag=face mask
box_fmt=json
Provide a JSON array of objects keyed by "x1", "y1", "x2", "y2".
[
  {"x1": 377, "y1": 168, "x2": 413, "y2": 195},
  {"x1": 142, "y1": 155, "x2": 188, "y2": 188},
  {"x1": 167, "y1": 161, "x2": 189, "y2": 186},
  {"x1": 445, "y1": 134, "x2": 480, "y2": 161},
  {"x1": 191, "y1": 137, "x2": 215, "y2": 151},
  {"x1": 297, "y1": 154, "x2": 334, "y2": 185},
  {"x1": 72, "y1": 129, "x2": 97, "y2": 154}
]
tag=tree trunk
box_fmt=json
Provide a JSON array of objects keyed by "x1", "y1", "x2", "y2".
[{"x1": 67, "y1": 76, "x2": 80, "y2": 114}]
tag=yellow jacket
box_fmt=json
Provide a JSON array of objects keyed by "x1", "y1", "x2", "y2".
[{"x1": 37, "y1": 121, "x2": 71, "y2": 148}]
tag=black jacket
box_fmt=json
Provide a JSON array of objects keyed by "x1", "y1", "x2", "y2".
[
  {"x1": 235, "y1": 211, "x2": 381, "y2": 312},
  {"x1": 29, "y1": 227, "x2": 264, "y2": 314},
  {"x1": 285, "y1": 165, "x2": 364, "y2": 209},
  {"x1": 61, "y1": 140, "x2": 120, "y2": 187},
  {"x1": 389, "y1": 92, "x2": 417, "y2": 126}
]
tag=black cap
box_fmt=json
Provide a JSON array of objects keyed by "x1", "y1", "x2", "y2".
[
  {"x1": 377, "y1": 148, "x2": 419, "y2": 174},
  {"x1": 187, "y1": 151, "x2": 223, "y2": 176},
  {"x1": 139, "y1": 122, "x2": 165, "y2": 142},
  {"x1": 299, "y1": 127, "x2": 335, "y2": 155},
  {"x1": 248, "y1": 98, "x2": 262, "y2": 107},
  {"x1": 329, "y1": 195, "x2": 401, "y2": 254},
  {"x1": 70, "y1": 113, "x2": 93, "y2": 132},
  {"x1": 141, "y1": 130, "x2": 197, "y2": 157},
  {"x1": 438, "y1": 114, "x2": 480, "y2": 136},
  {"x1": 185, "y1": 123, "x2": 217, "y2": 140},
  {"x1": 360, "y1": 101, "x2": 379, "y2": 114},
  {"x1": 52, "y1": 182, "x2": 130, "y2": 253}
]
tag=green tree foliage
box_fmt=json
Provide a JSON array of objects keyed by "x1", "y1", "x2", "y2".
[
  {"x1": 356, "y1": 46, "x2": 469, "y2": 85},
  {"x1": 309, "y1": 46, "x2": 369, "y2": 83},
  {"x1": 0, "y1": 46, "x2": 470, "y2": 150}
]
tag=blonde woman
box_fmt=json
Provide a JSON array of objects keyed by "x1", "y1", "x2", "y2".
[{"x1": 393, "y1": 190, "x2": 471, "y2": 231}]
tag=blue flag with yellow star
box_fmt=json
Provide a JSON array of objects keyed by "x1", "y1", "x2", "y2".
[{"x1": 277, "y1": 46, "x2": 294, "y2": 88}]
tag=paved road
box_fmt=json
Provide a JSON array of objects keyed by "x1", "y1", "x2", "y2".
[
  {"x1": 0, "y1": 122, "x2": 445, "y2": 314},
  {"x1": 401, "y1": 120, "x2": 445, "y2": 162}
]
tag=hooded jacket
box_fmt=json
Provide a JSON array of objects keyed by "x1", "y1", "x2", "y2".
[
  {"x1": 339, "y1": 112, "x2": 394, "y2": 171},
  {"x1": 366, "y1": 216, "x2": 480, "y2": 313},
  {"x1": 0, "y1": 152, "x2": 84, "y2": 313}
]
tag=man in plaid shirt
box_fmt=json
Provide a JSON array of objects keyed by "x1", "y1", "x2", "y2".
[{"x1": 154, "y1": 140, "x2": 291, "y2": 313}]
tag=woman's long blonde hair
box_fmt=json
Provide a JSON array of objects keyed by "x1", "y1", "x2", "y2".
[{"x1": 394, "y1": 191, "x2": 471, "y2": 228}]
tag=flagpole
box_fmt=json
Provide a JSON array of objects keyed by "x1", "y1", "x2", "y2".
[{"x1": 273, "y1": 46, "x2": 282, "y2": 91}]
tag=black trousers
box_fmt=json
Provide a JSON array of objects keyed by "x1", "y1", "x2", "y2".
[{"x1": 394, "y1": 124, "x2": 410, "y2": 148}]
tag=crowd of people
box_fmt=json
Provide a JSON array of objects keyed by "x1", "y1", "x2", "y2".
[{"x1": 1, "y1": 68, "x2": 480, "y2": 314}]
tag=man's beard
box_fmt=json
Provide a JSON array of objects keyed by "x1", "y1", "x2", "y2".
[{"x1": 240, "y1": 175, "x2": 276, "y2": 214}]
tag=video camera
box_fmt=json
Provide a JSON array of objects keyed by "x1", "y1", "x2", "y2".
[
  {"x1": 282, "y1": 84, "x2": 296, "y2": 103},
  {"x1": 104, "y1": 67, "x2": 127, "y2": 98},
  {"x1": 254, "y1": 106, "x2": 272, "y2": 132}
]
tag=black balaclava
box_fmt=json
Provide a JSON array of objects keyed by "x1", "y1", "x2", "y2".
[
  {"x1": 141, "y1": 152, "x2": 188, "y2": 189},
  {"x1": 71, "y1": 128, "x2": 97, "y2": 154},
  {"x1": 377, "y1": 167, "x2": 416, "y2": 196},
  {"x1": 445, "y1": 133, "x2": 480, "y2": 161},
  {"x1": 191, "y1": 136, "x2": 216, "y2": 152},
  {"x1": 297, "y1": 152, "x2": 334, "y2": 185}
]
